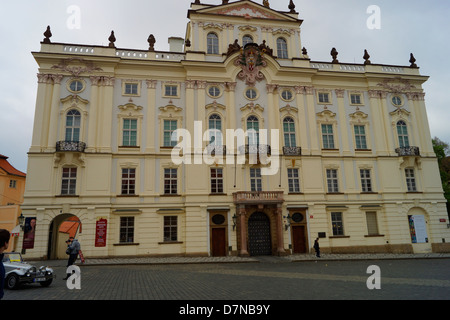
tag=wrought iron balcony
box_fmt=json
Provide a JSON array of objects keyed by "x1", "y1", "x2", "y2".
[
  {"x1": 56, "y1": 141, "x2": 87, "y2": 152},
  {"x1": 282, "y1": 146, "x2": 302, "y2": 156},
  {"x1": 233, "y1": 191, "x2": 284, "y2": 204},
  {"x1": 238, "y1": 144, "x2": 271, "y2": 155},
  {"x1": 395, "y1": 146, "x2": 420, "y2": 156},
  {"x1": 205, "y1": 144, "x2": 227, "y2": 156}
]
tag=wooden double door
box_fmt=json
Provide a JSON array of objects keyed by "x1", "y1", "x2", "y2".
[
  {"x1": 292, "y1": 225, "x2": 307, "y2": 254},
  {"x1": 211, "y1": 228, "x2": 227, "y2": 257}
]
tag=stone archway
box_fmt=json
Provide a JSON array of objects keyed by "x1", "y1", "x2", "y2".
[{"x1": 47, "y1": 214, "x2": 81, "y2": 260}]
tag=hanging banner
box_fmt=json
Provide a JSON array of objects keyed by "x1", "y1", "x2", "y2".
[
  {"x1": 22, "y1": 217, "x2": 37, "y2": 249},
  {"x1": 408, "y1": 215, "x2": 428, "y2": 243},
  {"x1": 95, "y1": 218, "x2": 107, "y2": 247}
]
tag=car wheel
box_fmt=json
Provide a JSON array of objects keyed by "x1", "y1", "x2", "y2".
[
  {"x1": 6, "y1": 273, "x2": 19, "y2": 290},
  {"x1": 40, "y1": 279, "x2": 53, "y2": 287}
]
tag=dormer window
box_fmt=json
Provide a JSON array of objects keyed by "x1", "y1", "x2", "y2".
[{"x1": 207, "y1": 32, "x2": 219, "y2": 54}]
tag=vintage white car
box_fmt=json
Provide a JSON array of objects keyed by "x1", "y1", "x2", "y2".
[{"x1": 2, "y1": 252, "x2": 55, "y2": 289}]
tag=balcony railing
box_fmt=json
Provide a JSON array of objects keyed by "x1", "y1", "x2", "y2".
[
  {"x1": 205, "y1": 144, "x2": 227, "y2": 156},
  {"x1": 56, "y1": 141, "x2": 87, "y2": 152},
  {"x1": 238, "y1": 144, "x2": 271, "y2": 155},
  {"x1": 233, "y1": 191, "x2": 284, "y2": 204},
  {"x1": 395, "y1": 146, "x2": 420, "y2": 156},
  {"x1": 282, "y1": 146, "x2": 302, "y2": 156}
]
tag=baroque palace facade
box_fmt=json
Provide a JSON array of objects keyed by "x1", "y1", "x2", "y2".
[{"x1": 21, "y1": 0, "x2": 450, "y2": 259}]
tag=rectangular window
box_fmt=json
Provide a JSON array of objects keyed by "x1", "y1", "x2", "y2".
[
  {"x1": 318, "y1": 92, "x2": 330, "y2": 103},
  {"x1": 250, "y1": 168, "x2": 262, "y2": 192},
  {"x1": 164, "y1": 216, "x2": 178, "y2": 242},
  {"x1": 405, "y1": 168, "x2": 417, "y2": 192},
  {"x1": 331, "y1": 212, "x2": 344, "y2": 236},
  {"x1": 210, "y1": 168, "x2": 224, "y2": 194},
  {"x1": 354, "y1": 125, "x2": 367, "y2": 149},
  {"x1": 121, "y1": 168, "x2": 136, "y2": 195},
  {"x1": 124, "y1": 83, "x2": 138, "y2": 95},
  {"x1": 122, "y1": 119, "x2": 137, "y2": 146},
  {"x1": 61, "y1": 168, "x2": 77, "y2": 195},
  {"x1": 366, "y1": 211, "x2": 379, "y2": 235},
  {"x1": 322, "y1": 124, "x2": 335, "y2": 149},
  {"x1": 163, "y1": 120, "x2": 178, "y2": 147},
  {"x1": 287, "y1": 168, "x2": 300, "y2": 193},
  {"x1": 164, "y1": 168, "x2": 178, "y2": 195},
  {"x1": 164, "y1": 85, "x2": 178, "y2": 97},
  {"x1": 120, "y1": 217, "x2": 134, "y2": 243},
  {"x1": 350, "y1": 94, "x2": 362, "y2": 105},
  {"x1": 326, "y1": 169, "x2": 339, "y2": 193},
  {"x1": 9, "y1": 180, "x2": 17, "y2": 189},
  {"x1": 360, "y1": 169, "x2": 372, "y2": 192}
]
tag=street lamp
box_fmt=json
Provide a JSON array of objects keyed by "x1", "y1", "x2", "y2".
[
  {"x1": 18, "y1": 213, "x2": 25, "y2": 230},
  {"x1": 232, "y1": 214, "x2": 237, "y2": 231},
  {"x1": 284, "y1": 213, "x2": 292, "y2": 231}
]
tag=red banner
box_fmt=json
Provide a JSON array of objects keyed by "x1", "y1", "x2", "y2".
[{"x1": 95, "y1": 218, "x2": 107, "y2": 247}]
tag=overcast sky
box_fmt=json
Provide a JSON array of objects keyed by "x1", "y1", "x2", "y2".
[{"x1": 1, "y1": 0, "x2": 449, "y2": 173}]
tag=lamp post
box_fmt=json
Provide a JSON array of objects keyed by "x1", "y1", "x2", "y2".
[
  {"x1": 284, "y1": 213, "x2": 292, "y2": 231},
  {"x1": 18, "y1": 213, "x2": 25, "y2": 230}
]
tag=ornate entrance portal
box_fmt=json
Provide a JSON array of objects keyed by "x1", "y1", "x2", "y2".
[{"x1": 248, "y1": 212, "x2": 272, "y2": 256}]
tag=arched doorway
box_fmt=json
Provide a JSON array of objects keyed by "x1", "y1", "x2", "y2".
[
  {"x1": 47, "y1": 214, "x2": 81, "y2": 260},
  {"x1": 248, "y1": 212, "x2": 272, "y2": 256}
]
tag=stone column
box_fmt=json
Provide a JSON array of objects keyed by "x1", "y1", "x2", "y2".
[
  {"x1": 368, "y1": 90, "x2": 387, "y2": 155},
  {"x1": 30, "y1": 74, "x2": 52, "y2": 152},
  {"x1": 304, "y1": 86, "x2": 320, "y2": 154},
  {"x1": 294, "y1": 86, "x2": 309, "y2": 154},
  {"x1": 238, "y1": 205, "x2": 249, "y2": 256},
  {"x1": 87, "y1": 76, "x2": 101, "y2": 152},
  {"x1": 145, "y1": 80, "x2": 157, "y2": 153},
  {"x1": 276, "y1": 204, "x2": 285, "y2": 255},
  {"x1": 335, "y1": 89, "x2": 351, "y2": 155},
  {"x1": 47, "y1": 74, "x2": 64, "y2": 151},
  {"x1": 99, "y1": 77, "x2": 115, "y2": 153}
]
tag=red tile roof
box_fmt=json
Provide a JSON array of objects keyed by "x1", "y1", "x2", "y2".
[{"x1": 0, "y1": 154, "x2": 26, "y2": 177}]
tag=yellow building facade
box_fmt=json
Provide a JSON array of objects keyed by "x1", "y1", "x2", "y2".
[{"x1": 21, "y1": 0, "x2": 450, "y2": 259}]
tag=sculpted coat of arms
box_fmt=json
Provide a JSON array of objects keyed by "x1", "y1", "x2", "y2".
[{"x1": 234, "y1": 43, "x2": 267, "y2": 86}]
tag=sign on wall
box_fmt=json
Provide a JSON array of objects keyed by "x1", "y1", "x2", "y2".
[
  {"x1": 408, "y1": 215, "x2": 428, "y2": 243},
  {"x1": 95, "y1": 218, "x2": 107, "y2": 247}
]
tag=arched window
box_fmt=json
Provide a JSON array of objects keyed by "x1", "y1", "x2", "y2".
[
  {"x1": 208, "y1": 114, "x2": 222, "y2": 145},
  {"x1": 247, "y1": 115, "x2": 260, "y2": 145},
  {"x1": 207, "y1": 32, "x2": 219, "y2": 54},
  {"x1": 65, "y1": 109, "x2": 81, "y2": 142},
  {"x1": 283, "y1": 117, "x2": 296, "y2": 147},
  {"x1": 397, "y1": 120, "x2": 409, "y2": 147},
  {"x1": 243, "y1": 35, "x2": 253, "y2": 46},
  {"x1": 277, "y1": 38, "x2": 288, "y2": 59}
]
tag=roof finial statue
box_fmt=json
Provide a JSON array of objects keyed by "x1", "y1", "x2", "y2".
[
  {"x1": 43, "y1": 26, "x2": 52, "y2": 44},
  {"x1": 263, "y1": 0, "x2": 270, "y2": 8},
  {"x1": 409, "y1": 53, "x2": 417, "y2": 68},
  {"x1": 194, "y1": 0, "x2": 200, "y2": 4},
  {"x1": 289, "y1": 0, "x2": 296, "y2": 13},
  {"x1": 363, "y1": 49, "x2": 371, "y2": 65},
  {"x1": 108, "y1": 31, "x2": 116, "y2": 48},
  {"x1": 331, "y1": 47, "x2": 339, "y2": 64},
  {"x1": 222, "y1": 0, "x2": 229, "y2": 4},
  {"x1": 148, "y1": 34, "x2": 156, "y2": 51}
]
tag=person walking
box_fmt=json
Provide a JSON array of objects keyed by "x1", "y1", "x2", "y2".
[
  {"x1": 63, "y1": 237, "x2": 81, "y2": 280},
  {"x1": 313, "y1": 238, "x2": 321, "y2": 258},
  {"x1": 0, "y1": 229, "x2": 11, "y2": 300}
]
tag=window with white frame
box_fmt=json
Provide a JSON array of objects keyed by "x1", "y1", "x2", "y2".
[
  {"x1": 124, "y1": 82, "x2": 139, "y2": 96},
  {"x1": 405, "y1": 168, "x2": 417, "y2": 192},
  {"x1": 350, "y1": 93, "x2": 362, "y2": 105},
  {"x1": 326, "y1": 169, "x2": 339, "y2": 193},
  {"x1": 287, "y1": 168, "x2": 300, "y2": 193},
  {"x1": 163, "y1": 120, "x2": 178, "y2": 147},
  {"x1": 207, "y1": 32, "x2": 219, "y2": 54},
  {"x1": 318, "y1": 92, "x2": 330, "y2": 104},
  {"x1": 65, "y1": 110, "x2": 81, "y2": 142},
  {"x1": 122, "y1": 119, "x2": 138, "y2": 147},
  {"x1": 243, "y1": 35, "x2": 253, "y2": 46},
  {"x1": 121, "y1": 168, "x2": 136, "y2": 195},
  {"x1": 9, "y1": 180, "x2": 17, "y2": 189},
  {"x1": 247, "y1": 116, "x2": 260, "y2": 145},
  {"x1": 250, "y1": 168, "x2": 262, "y2": 192},
  {"x1": 331, "y1": 212, "x2": 344, "y2": 236},
  {"x1": 283, "y1": 117, "x2": 296, "y2": 147},
  {"x1": 164, "y1": 168, "x2": 178, "y2": 195},
  {"x1": 276, "y1": 38, "x2": 288, "y2": 59},
  {"x1": 120, "y1": 217, "x2": 135, "y2": 243},
  {"x1": 354, "y1": 125, "x2": 367, "y2": 149},
  {"x1": 360, "y1": 169, "x2": 372, "y2": 192},
  {"x1": 61, "y1": 167, "x2": 77, "y2": 195},
  {"x1": 322, "y1": 124, "x2": 335, "y2": 149},
  {"x1": 164, "y1": 216, "x2": 178, "y2": 242},
  {"x1": 210, "y1": 168, "x2": 224, "y2": 194},
  {"x1": 397, "y1": 120, "x2": 410, "y2": 148},
  {"x1": 164, "y1": 84, "x2": 178, "y2": 97},
  {"x1": 208, "y1": 114, "x2": 222, "y2": 146}
]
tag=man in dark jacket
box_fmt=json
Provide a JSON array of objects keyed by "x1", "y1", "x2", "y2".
[
  {"x1": 63, "y1": 237, "x2": 81, "y2": 280},
  {"x1": 0, "y1": 229, "x2": 11, "y2": 300}
]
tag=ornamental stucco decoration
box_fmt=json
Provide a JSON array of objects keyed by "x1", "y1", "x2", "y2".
[
  {"x1": 52, "y1": 58, "x2": 103, "y2": 77},
  {"x1": 377, "y1": 77, "x2": 416, "y2": 93},
  {"x1": 235, "y1": 43, "x2": 267, "y2": 86}
]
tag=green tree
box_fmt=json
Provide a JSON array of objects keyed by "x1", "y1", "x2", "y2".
[{"x1": 432, "y1": 137, "x2": 450, "y2": 218}]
